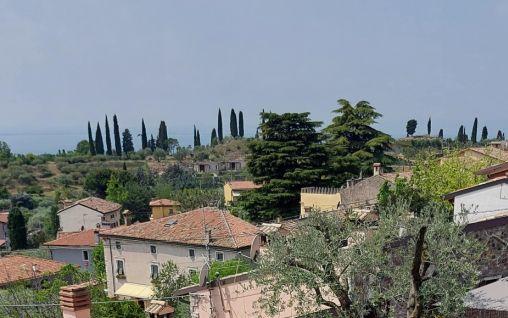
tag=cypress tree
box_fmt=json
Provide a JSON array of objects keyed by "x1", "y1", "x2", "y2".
[
  {"x1": 141, "y1": 119, "x2": 148, "y2": 150},
  {"x1": 255, "y1": 128, "x2": 259, "y2": 139},
  {"x1": 497, "y1": 130, "x2": 503, "y2": 140},
  {"x1": 230, "y1": 108, "x2": 238, "y2": 138},
  {"x1": 113, "y1": 114, "x2": 122, "y2": 155},
  {"x1": 196, "y1": 129, "x2": 201, "y2": 146},
  {"x1": 211, "y1": 128, "x2": 218, "y2": 146},
  {"x1": 123, "y1": 162, "x2": 127, "y2": 171},
  {"x1": 438, "y1": 129, "x2": 443, "y2": 139},
  {"x1": 239, "y1": 111, "x2": 244, "y2": 138},
  {"x1": 122, "y1": 129, "x2": 134, "y2": 154},
  {"x1": 471, "y1": 117, "x2": 478, "y2": 144},
  {"x1": 193, "y1": 126, "x2": 197, "y2": 147},
  {"x1": 481, "y1": 126, "x2": 488, "y2": 141},
  {"x1": 218, "y1": 109, "x2": 223, "y2": 143},
  {"x1": 149, "y1": 134, "x2": 156, "y2": 151},
  {"x1": 8, "y1": 206, "x2": 27, "y2": 250},
  {"x1": 95, "y1": 122, "x2": 105, "y2": 155},
  {"x1": 156, "y1": 121, "x2": 168, "y2": 151},
  {"x1": 457, "y1": 125, "x2": 464, "y2": 142},
  {"x1": 105, "y1": 115, "x2": 112, "y2": 155},
  {"x1": 87, "y1": 122, "x2": 96, "y2": 156},
  {"x1": 427, "y1": 117, "x2": 431, "y2": 135}
]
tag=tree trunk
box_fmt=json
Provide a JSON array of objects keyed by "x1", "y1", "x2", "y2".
[{"x1": 407, "y1": 226, "x2": 427, "y2": 318}]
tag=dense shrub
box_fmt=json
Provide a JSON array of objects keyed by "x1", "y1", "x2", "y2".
[
  {"x1": 18, "y1": 173, "x2": 36, "y2": 185},
  {"x1": 25, "y1": 185, "x2": 43, "y2": 195},
  {"x1": 11, "y1": 193, "x2": 35, "y2": 209}
]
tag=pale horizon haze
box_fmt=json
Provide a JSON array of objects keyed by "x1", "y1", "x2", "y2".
[{"x1": 1, "y1": 1, "x2": 508, "y2": 153}]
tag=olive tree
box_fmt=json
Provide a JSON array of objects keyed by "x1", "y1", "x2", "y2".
[{"x1": 254, "y1": 202, "x2": 483, "y2": 318}]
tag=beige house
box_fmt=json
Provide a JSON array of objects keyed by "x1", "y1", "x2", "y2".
[
  {"x1": 57, "y1": 197, "x2": 122, "y2": 232},
  {"x1": 224, "y1": 181, "x2": 261, "y2": 205},
  {"x1": 0, "y1": 212, "x2": 9, "y2": 251},
  {"x1": 149, "y1": 199, "x2": 181, "y2": 220},
  {"x1": 99, "y1": 207, "x2": 258, "y2": 299},
  {"x1": 300, "y1": 187, "x2": 341, "y2": 218}
]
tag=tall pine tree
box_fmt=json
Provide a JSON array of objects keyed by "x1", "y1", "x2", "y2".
[
  {"x1": 481, "y1": 126, "x2": 488, "y2": 141},
  {"x1": 427, "y1": 117, "x2": 431, "y2": 135},
  {"x1": 211, "y1": 128, "x2": 218, "y2": 146},
  {"x1": 156, "y1": 121, "x2": 168, "y2": 151},
  {"x1": 8, "y1": 206, "x2": 27, "y2": 250},
  {"x1": 497, "y1": 130, "x2": 503, "y2": 140},
  {"x1": 87, "y1": 122, "x2": 96, "y2": 156},
  {"x1": 149, "y1": 134, "x2": 156, "y2": 151},
  {"x1": 141, "y1": 119, "x2": 148, "y2": 150},
  {"x1": 239, "y1": 111, "x2": 244, "y2": 138},
  {"x1": 105, "y1": 115, "x2": 112, "y2": 155},
  {"x1": 113, "y1": 114, "x2": 122, "y2": 155},
  {"x1": 471, "y1": 117, "x2": 478, "y2": 144},
  {"x1": 95, "y1": 122, "x2": 105, "y2": 155},
  {"x1": 122, "y1": 129, "x2": 134, "y2": 153},
  {"x1": 230, "y1": 108, "x2": 238, "y2": 138},
  {"x1": 457, "y1": 125, "x2": 464, "y2": 142},
  {"x1": 438, "y1": 129, "x2": 443, "y2": 139},
  {"x1": 193, "y1": 126, "x2": 197, "y2": 147},
  {"x1": 218, "y1": 108, "x2": 223, "y2": 143}
]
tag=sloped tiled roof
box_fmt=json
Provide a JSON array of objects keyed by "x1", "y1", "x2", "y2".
[
  {"x1": 461, "y1": 147, "x2": 508, "y2": 162},
  {"x1": 443, "y1": 176, "x2": 508, "y2": 201},
  {"x1": 0, "y1": 255, "x2": 66, "y2": 286},
  {"x1": 0, "y1": 212, "x2": 8, "y2": 224},
  {"x1": 100, "y1": 207, "x2": 258, "y2": 249},
  {"x1": 58, "y1": 197, "x2": 121, "y2": 215},
  {"x1": 227, "y1": 181, "x2": 261, "y2": 190},
  {"x1": 149, "y1": 199, "x2": 181, "y2": 207},
  {"x1": 44, "y1": 229, "x2": 98, "y2": 247}
]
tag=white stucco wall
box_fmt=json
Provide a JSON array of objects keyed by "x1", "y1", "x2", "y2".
[
  {"x1": 102, "y1": 236, "x2": 249, "y2": 297},
  {"x1": 58, "y1": 205, "x2": 120, "y2": 232},
  {"x1": 453, "y1": 183, "x2": 508, "y2": 223}
]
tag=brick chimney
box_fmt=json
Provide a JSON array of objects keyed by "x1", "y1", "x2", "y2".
[
  {"x1": 373, "y1": 163, "x2": 383, "y2": 176},
  {"x1": 59, "y1": 284, "x2": 91, "y2": 318},
  {"x1": 122, "y1": 210, "x2": 133, "y2": 226}
]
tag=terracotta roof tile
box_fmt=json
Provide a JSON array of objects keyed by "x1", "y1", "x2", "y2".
[
  {"x1": 149, "y1": 199, "x2": 181, "y2": 207},
  {"x1": 227, "y1": 181, "x2": 261, "y2": 190},
  {"x1": 59, "y1": 197, "x2": 121, "y2": 215},
  {"x1": 0, "y1": 255, "x2": 66, "y2": 286},
  {"x1": 100, "y1": 207, "x2": 258, "y2": 249},
  {"x1": 44, "y1": 229, "x2": 99, "y2": 247},
  {"x1": 0, "y1": 212, "x2": 8, "y2": 224}
]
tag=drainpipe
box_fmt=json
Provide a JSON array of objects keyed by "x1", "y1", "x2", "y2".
[{"x1": 108, "y1": 238, "x2": 116, "y2": 294}]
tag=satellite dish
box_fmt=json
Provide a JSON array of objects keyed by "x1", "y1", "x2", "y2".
[
  {"x1": 199, "y1": 263, "x2": 209, "y2": 287},
  {"x1": 249, "y1": 235, "x2": 261, "y2": 260}
]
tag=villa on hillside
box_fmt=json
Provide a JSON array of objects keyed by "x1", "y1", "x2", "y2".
[{"x1": 57, "y1": 197, "x2": 122, "y2": 232}]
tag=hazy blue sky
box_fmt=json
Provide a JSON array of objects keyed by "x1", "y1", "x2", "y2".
[{"x1": 1, "y1": 1, "x2": 508, "y2": 153}]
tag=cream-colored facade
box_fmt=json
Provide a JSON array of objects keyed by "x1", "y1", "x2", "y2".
[
  {"x1": 300, "y1": 187, "x2": 341, "y2": 218},
  {"x1": 58, "y1": 205, "x2": 121, "y2": 232},
  {"x1": 224, "y1": 183, "x2": 235, "y2": 204},
  {"x1": 102, "y1": 236, "x2": 250, "y2": 297}
]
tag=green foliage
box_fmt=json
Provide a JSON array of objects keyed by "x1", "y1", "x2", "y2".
[
  {"x1": 154, "y1": 185, "x2": 223, "y2": 211},
  {"x1": 95, "y1": 122, "x2": 105, "y2": 155},
  {"x1": 481, "y1": 126, "x2": 488, "y2": 141},
  {"x1": 84, "y1": 168, "x2": 113, "y2": 197},
  {"x1": 105, "y1": 115, "x2": 113, "y2": 156},
  {"x1": 239, "y1": 111, "x2": 244, "y2": 137},
  {"x1": 153, "y1": 148, "x2": 167, "y2": 162},
  {"x1": 141, "y1": 119, "x2": 148, "y2": 150},
  {"x1": 406, "y1": 119, "x2": 417, "y2": 136},
  {"x1": 87, "y1": 122, "x2": 96, "y2": 156},
  {"x1": 218, "y1": 108, "x2": 223, "y2": 142},
  {"x1": 11, "y1": 193, "x2": 35, "y2": 209},
  {"x1": 106, "y1": 173, "x2": 152, "y2": 222},
  {"x1": 8, "y1": 206, "x2": 27, "y2": 250},
  {"x1": 427, "y1": 117, "x2": 431, "y2": 135},
  {"x1": 211, "y1": 128, "x2": 218, "y2": 146},
  {"x1": 457, "y1": 125, "x2": 468, "y2": 143},
  {"x1": 113, "y1": 114, "x2": 122, "y2": 156},
  {"x1": 92, "y1": 240, "x2": 106, "y2": 282},
  {"x1": 0, "y1": 185, "x2": 9, "y2": 199},
  {"x1": 255, "y1": 203, "x2": 483, "y2": 318},
  {"x1": 18, "y1": 172, "x2": 36, "y2": 185},
  {"x1": 75, "y1": 140, "x2": 90, "y2": 155},
  {"x1": 378, "y1": 177, "x2": 429, "y2": 214},
  {"x1": 411, "y1": 151, "x2": 491, "y2": 201},
  {"x1": 122, "y1": 129, "x2": 134, "y2": 154},
  {"x1": 152, "y1": 260, "x2": 191, "y2": 299},
  {"x1": 157, "y1": 121, "x2": 169, "y2": 151},
  {"x1": 471, "y1": 117, "x2": 478, "y2": 144},
  {"x1": 230, "y1": 108, "x2": 238, "y2": 138},
  {"x1": 0, "y1": 141, "x2": 12, "y2": 161},
  {"x1": 324, "y1": 99, "x2": 392, "y2": 186},
  {"x1": 438, "y1": 128, "x2": 443, "y2": 139},
  {"x1": 238, "y1": 112, "x2": 328, "y2": 221},
  {"x1": 190, "y1": 258, "x2": 252, "y2": 284}
]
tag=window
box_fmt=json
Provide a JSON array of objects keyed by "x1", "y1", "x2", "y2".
[
  {"x1": 115, "y1": 241, "x2": 121, "y2": 250},
  {"x1": 150, "y1": 264, "x2": 159, "y2": 280},
  {"x1": 150, "y1": 245, "x2": 157, "y2": 254},
  {"x1": 110, "y1": 214, "x2": 115, "y2": 219},
  {"x1": 116, "y1": 260, "x2": 124, "y2": 275},
  {"x1": 215, "y1": 251, "x2": 224, "y2": 262},
  {"x1": 82, "y1": 250, "x2": 89, "y2": 261},
  {"x1": 188, "y1": 249, "x2": 195, "y2": 259}
]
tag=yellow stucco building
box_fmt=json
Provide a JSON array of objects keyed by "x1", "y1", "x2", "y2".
[
  {"x1": 224, "y1": 181, "x2": 261, "y2": 205},
  {"x1": 149, "y1": 199, "x2": 181, "y2": 220},
  {"x1": 300, "y1": 187, "x2": 341, "y2": 218}
]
